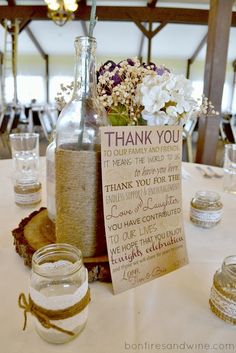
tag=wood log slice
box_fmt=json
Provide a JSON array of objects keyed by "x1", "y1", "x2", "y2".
[{"x1": 12, "y1": 207, "x2": 111, "y2": 283}]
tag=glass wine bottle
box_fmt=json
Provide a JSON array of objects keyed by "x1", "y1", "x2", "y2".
[{"x1": 55, "y1": 36, "x2": 109, "y2": 257}]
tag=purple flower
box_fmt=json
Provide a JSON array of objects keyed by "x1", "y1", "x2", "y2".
[
  {"x1": 117, "y1": 58, "x2": 135, "y2": 68},
  {"x1": 142, "y1": 62, "x2": 156, "y2": 70},
  {"x1": 112, "y1": 73, "x2": 121, "y2": 86},
  {"x1": 127, "y1": 58, "x2": 135, "y2": 66},
  {"x1": 142, "y1": 62, "x2": 170, "y2": 76},
  {"x1": 102, "y1": 60, "x2": 116, "y2": 73},
  {"x1": 97, "y1": 60, "x2": 117, "y2": 80},
  {"x1": 155, "y1": 67, "x2": 166, "y2": 75}
]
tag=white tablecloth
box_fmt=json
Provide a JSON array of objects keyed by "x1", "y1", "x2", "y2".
[{"x1": 0, "y1": 159, "x2": 236, "y2": 353}]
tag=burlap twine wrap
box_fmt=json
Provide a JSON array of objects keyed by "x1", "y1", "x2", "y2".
[
  {"x1": 18, "y1": 288, "x2": 90, "y2": 336},
  {"x1": 55, "y1": 147, "x2": 107, "y2": 257},
  {"x1": 209, "y1": 274, "x2": 236, "y2": 325}
]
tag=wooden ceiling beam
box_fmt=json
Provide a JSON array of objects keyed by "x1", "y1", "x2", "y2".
[
  {"x1": 19, "y1": 19, "x2": 31, "y2": 33},
  {"x1": 147, "y1": 0, "x2": 159, "y2": 8},
  {"x1": 0, "y1": 5, "x2": 236, "y2": 26},
  {"x1": 186, "y1": 33, "x2": 207, "y2": 78},
  {"x1": 25, "y1": 27, "x2": 47, "y2": 60},
  {"x1": 150, "y1": 21, "x2": 167, "y2": 38},
  {"x1": 138, "y1": 29, "x2": 146, "y2": 61},
  {"x1": 131, "y1": 17, "x2": 166, "y2": 39},
  {"x1": 0, "y1": 17, "x2": 31, "y2": 33},
  {"x1": 131, "y1": 18, "x2": 150, "y2": 38},
  {"x1": 7, "y1": 0, "x2": 16, "y2": 5},
  {"x1": 189, "y1": 32, "x2": 208, "y2": 65}
]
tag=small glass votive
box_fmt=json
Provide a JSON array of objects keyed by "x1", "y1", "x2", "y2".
[
  {"x1": 190, "y1": 191, "x2": 223, "y2": 228},
  {"x1": 209, "y1": 256, "x2": 236, "y2": 324},
  {"x1": 9, "y1": 133, "x2": 41, "y2": 206},
  {"x1": 19, "y1": 244, "x2": 90, "y2": 344}
]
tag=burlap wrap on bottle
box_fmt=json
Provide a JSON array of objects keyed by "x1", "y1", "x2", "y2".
[{"x1": 55, "y1": 148, "x2": 107, "y2": 257}]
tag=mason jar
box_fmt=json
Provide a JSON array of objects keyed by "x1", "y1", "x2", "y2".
[
  {"x1": 190, "y1": 190, "x2": 223, "y2": 228},
  {"x1": 209, "y1": 255, "x2": 236, "y2": 324},
  {"x1": 30, "y1": 244, "x2": 89, "y2": 344}
]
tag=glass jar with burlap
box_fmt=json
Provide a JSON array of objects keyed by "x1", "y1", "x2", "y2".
[
  {"x1": 18, "y1": 243, "x2": 90, "y2": 344},
  {"x1": 209, "y1": 255, "x2": 236, "y2": 324}
]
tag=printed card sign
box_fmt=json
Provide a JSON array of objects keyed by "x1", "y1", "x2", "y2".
[{"x1": 101, "y1": 126, "x2": 188, "y2": 294}]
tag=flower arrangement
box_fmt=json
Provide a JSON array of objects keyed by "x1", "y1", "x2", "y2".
[
  {"x1": 56, "y1": 57, "x2": 217, "y2": 126},
  {"x1": 96, "y1": 58, "x2": 170, "y2": 126}
]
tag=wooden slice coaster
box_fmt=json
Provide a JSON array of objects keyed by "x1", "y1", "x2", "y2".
[{"x1": 12, "y1": 207, "x2": 111, "y2": 283}]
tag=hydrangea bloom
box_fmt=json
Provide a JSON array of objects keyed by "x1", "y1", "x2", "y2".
[{"x1": 136, "y1": 72, "x2": 197, "y2": 126}]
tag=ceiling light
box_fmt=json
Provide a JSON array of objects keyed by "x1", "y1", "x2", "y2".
[
  {"x1": 45, "y1": 0, "x2": 60, "y2": 11},
  {"x1": 44, "y1": 0, "x2": 79, "y2": 26}
]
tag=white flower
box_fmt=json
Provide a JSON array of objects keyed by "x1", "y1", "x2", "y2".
[
  {"x1": 142, "y1": 111, "x2": 168, "y2": 126},
  {"x1": 166, "y1": 105, "x2": 178, "y2": 118},
  {"x1": 137, "y1": 72, "x2": 196, "y2": 126}
]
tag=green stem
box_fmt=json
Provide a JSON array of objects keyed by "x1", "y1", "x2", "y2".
[{"x1": 89, "y1": 0, "x2": 97, "y2": 37}]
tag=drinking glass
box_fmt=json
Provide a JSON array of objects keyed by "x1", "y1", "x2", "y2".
[
  {"x1": 223, "y1": 144, "x2": 236, "y2": 195},
  {"x1": 9, "y1": 133, "x2": 41, "y2": 206}
]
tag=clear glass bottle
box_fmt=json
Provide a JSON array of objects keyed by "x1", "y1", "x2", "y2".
[
  {"x1": 209, "y1": 256, "x2": 236, "y2": 324},
  {"x1": 46, "y1": 131, "x2": 56, "y2": 222},
  {"x1": 55, "y1": 36, "x2": 109, "y2": 257},
  {"x1": 190, "y1": 190, "x2": 223, "y2": 228},
  {"x1": 30, "y1": 243, "x2": 89, "y2": 344}
]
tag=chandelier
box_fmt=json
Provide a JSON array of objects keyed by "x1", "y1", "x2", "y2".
[{"x1": 45, "y1": 0, "x2": 78, "y2": 26}]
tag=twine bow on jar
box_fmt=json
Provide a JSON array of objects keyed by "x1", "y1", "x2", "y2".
[{"x1": 18, "y1": 288, "x2": 91, "y2": 336}]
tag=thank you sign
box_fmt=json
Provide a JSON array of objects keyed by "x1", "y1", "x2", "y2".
[{"x1": 101, "y1": 126, "x2": 188, "y2": 294}]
